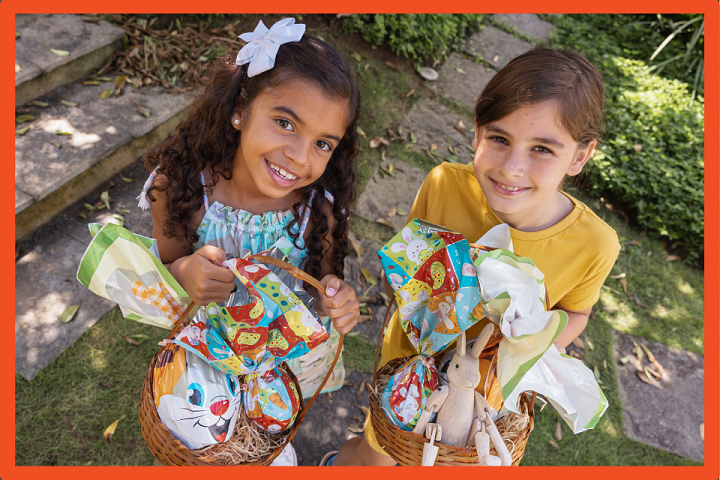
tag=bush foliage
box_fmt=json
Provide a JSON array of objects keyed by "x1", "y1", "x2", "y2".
[
  {"x1": 343, "y1": 14, "x2": 485, "y2": 64},
  {"x1": 544, "y1": 15, "x2": 704, "y2": 261}
]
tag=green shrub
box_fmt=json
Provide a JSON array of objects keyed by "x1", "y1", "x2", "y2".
[
  {"x1": 545, "y1": 15, "x2": 705, "y2": 261},
  {"x1": 343, "y1": 14, "x2": 485, "y2": 64}
]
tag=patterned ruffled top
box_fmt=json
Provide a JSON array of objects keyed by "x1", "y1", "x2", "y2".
[{"x1": 138, "y1": 168, "x2": 334, "y2": 267}]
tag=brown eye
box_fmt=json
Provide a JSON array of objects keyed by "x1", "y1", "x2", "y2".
[{"x1": 455, "y1": 364, "x2": 459, "y2": 368}]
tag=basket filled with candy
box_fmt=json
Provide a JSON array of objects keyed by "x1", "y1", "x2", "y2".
[
  {"x1": 78, "y1": 224, "x2": 341, "y2": 465},
  {"x1": 368, "y1": 219, "x2": 608, "y2": 466}
]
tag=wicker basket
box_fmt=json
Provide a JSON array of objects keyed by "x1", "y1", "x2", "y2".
[
  {"x1": 369, "y1": 242, "x2": 540, "y2": 466},
  {"x1": 139, "y1": 257, "x2": 343, "y2": 466}
]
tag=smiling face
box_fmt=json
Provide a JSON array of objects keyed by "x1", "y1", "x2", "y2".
[
  {"x1": 230, "y1": 77, "x2": 350, "y2": 209},
  {"x1": 472, "y1": 100, "x2": 596, "y2": 231}
]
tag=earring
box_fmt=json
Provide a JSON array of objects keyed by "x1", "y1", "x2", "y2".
[{"x1": 233, "y1": 119, "x2": 240, "y2": 125}]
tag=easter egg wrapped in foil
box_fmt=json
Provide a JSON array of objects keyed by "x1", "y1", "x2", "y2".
[
  {"x1": 153, "y1": 344, "x2": 243, "y2": 449},
  {"x1": 243, "y1": 367, "x2": 301, "y2": 432},
  {"x1": 381, "y1": 356, "x2": 439, "y2": 430}
]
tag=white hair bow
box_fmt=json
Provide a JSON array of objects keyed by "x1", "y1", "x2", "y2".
[{"x1": 236, "y1": 18, "x2": 306, "y2": 77}]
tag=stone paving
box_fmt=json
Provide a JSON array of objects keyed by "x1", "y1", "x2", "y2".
[{"x1": 15, "y1": 14, "x2": 705, "y2": 464}]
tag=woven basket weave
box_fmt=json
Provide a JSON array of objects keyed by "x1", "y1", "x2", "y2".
[
  {"x1": 139, "y1": 257, "x2": 343, "y2": 466},
  {"x1": 369, "y1": 243, "x2": 539, "y2": 466}
]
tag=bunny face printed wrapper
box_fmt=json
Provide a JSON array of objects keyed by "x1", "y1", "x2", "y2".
[
  {"x1": 243, "y1": 368, "x2": 301, "y2": 432},
  {"x1": 378, "y1": 219, "x2": 485, "y2": 356},
  {"x1": 472, "y1": 224, "x2": 608, "y2": 433},
  {"x1": 381, "y1": 356, "x2": 439, "y2": 430},
  {"x1": 153, "y1": 344, "x2": 243, "y2": 450},
  {"x1": 173, "y1": 253, "x2": 330, "y2": 376}
]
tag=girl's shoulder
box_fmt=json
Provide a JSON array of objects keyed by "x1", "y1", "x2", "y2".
[{"x1": 561, "y1": 193, "x2": 620, "y2": 253}]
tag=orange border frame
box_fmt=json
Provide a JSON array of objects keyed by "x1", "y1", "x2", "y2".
[{"x1": 7, "y1": 1, "x2": 718, "y2": 479}]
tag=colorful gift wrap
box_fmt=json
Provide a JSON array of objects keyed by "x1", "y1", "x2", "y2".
[
  {"x1": 378, "y1": 219, "x2": 485, "y2": 357},
  {"x1": 77, "y1": 223, "x2": 190, "y2": 329},
  {"x1": 243, "y1": 368, "x2": 301, "y2": 433},
  {"x1": 153, "y1": 344, "x2": 243, "y2": 450},
  {"x1": 173, "y1": 250, "x2": 330, "y2": 377},
  {"x1": 381, "y1": 356, "x2": 439, "y2": 430}
]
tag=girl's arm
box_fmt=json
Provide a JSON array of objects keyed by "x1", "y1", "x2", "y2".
[
  {"x1": 304, "y1": 201, "x2": 359, "y2": 335},
  {"x1": 553, "y1": 306, "x2": 592, "y2": 354},
  {"x1": 150, "y1": 173, "x2": 235, "y2": 306}
]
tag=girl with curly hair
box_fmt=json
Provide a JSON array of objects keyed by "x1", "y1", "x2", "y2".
[{"x1": 138, "y1": 18, "x2": 361, "y2": 403}]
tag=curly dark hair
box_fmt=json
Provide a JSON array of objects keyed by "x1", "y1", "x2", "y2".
[{"x1": 144, "y1": 35, "x2": 360, "y2": 280}]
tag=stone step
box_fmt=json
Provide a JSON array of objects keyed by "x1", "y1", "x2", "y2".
[
  {"x1": 15, "y1": 14, "x2": 125, "y2": 107},
  {"x1": 15, "y1": 156, "x2": 155, "y2": 381},
  {"x1": 15, "y1": 74, "x2": 192, "y2": 241}
]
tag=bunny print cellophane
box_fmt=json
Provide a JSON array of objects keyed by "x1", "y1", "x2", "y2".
[
  {"x1": 378, "y1": 219, "x2": 485, "y2": 356},
  {"x1": 378, "y1": 219, "x2": 486, "y2": 430},
  {"x1": 153, "y1": 344, "x2": 243, "y2": 450},
  {"x1": 381, "y1": 356, "x2": 439, "y2": 431},
  {"x1": 243, "y1": 368, "x2": 300, "y2": 432}
]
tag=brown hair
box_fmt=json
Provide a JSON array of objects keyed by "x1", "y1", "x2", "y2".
[
  {"x1": 144, "y1": 35, "x2": 360, "y2": 279},
  {"x1": 474, "y1": 47, "x2": 604, "y2": 148}
]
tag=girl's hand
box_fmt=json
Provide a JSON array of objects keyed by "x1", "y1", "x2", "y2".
[
  {"x1": 319, "y1": 275, "x2": 359, "y2": 334},
  {"x1": 170, "y1": 245, "x2": 236, "y2": 306}
]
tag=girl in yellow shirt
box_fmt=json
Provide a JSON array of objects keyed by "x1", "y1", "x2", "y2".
[{"x1": 328, "y1": 47, "x2": 620, "y2": 466}]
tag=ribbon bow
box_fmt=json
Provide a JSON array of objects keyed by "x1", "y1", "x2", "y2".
[{"x1": 236, "y1": 18, "x2": 306, "y2": 77}]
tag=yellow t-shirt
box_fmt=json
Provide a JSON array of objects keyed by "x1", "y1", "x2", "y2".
[{"x1": 365, "y1": 162, "x2": 620, "y2": 454}]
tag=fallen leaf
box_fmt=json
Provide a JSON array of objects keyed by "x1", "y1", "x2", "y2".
[
  {"x1": 639, "y1": 343, "x2": 655, "y2": 363},
  {"x1": 136, "y1": 105, "x2": 151, "y2": 118},
  {"x1": 620, "y1": 356, "x2": 629, "y2": 364},
  {"x1": 632, "y1": 295, "x2": 647, "y2": 308},
  {"x1": 636, "y1": 369, "x2": 662, "y2": 389},
  {"x1": 83, "y1": 80, "x2": 101, "y2": 85},
  {"x1": 405, "y1": 88, "x2": 416, "y2": 97},
  {"x1": 121, "y1": 176, "x2": 133, "y2": 183},
  {"x1": 51, "y1": 142, "x2": 61, "y2": 148},
  {"x1": 619, "y1": 278, "x2": 628, "y2": 294},
  {"x1": 379, "y1": 292, "x2": 390, "y2": 306},
  {"x1": 455, "y1": 67, "x2": 466, "y2": 75},
  {"x1": 358, "y1": 404, "x2": 370, "y2": 417},
  {"x1": 444, "y1": 155, "x2": 460, "y2": 163},
  {"x1": 430, "y1": 143, "x2": 437, "y2": 151},
  {"x1": 358, "y1": 315, "x2": 373, "y2": 324},
  {"x1": 361, "y1": 268, "x2": 378, "y2": 286},
  {"x1": 603, "y1": 305, "x2": 619, "y2": 314},
  {"x1": 61, "y1": 303, "x2": 81, "y2": 323},
  {"x1": 376, "y1": 218, "x2": 396, "y2": 229},
  {"x1": 32, "y1": 100, "x2": 50, "y2": 107},
  {"x1": 387, "y1": 207, "x2": 397, "y2": 217},
  {"x1": 132, "y1": 334, "x2": 150, "y2": 340},
  {"x1": 51, "y1": 48, "x2": 70, "y2": 57},
  {"x1": 16, "y1": 32, "x2": 20, "y2": 39},
  {"x1": 569, "y1": 351, "x2": 583, "y2": 360},
  {"x1": 123, "y1": 335, "x2": 140, "y2": 346},
  {"x1": 84, "y1": 203, "x2": 95, "y2": 211},
  {"x1": 602, "y1": 359, "x2": 607, "y2": 370},
  {"x1": 100, "y1": 88, "x2": 114, "y2": 99},
  {"x1": 458, "y1": 120, "x2": 465, "y2": 129},
  {"x1": 60, "y1": 100, "x2": 78, "y2": 107},
  {"x1": 357, "y1": 380, "x2": 366, "y2": 397},
  {"x1": 610, "y1": 273, "x2": 626, "y2": 280},
  {"x1": 665, "y1": 255, "x2": 681, "y2": 262},
  {"x1": 632, "y1": 144, "x2": 642, "y2": 152},
  {"x1": 118, "y1": 208, "x2": 131, "y2": 214},
  {"x1": 357, "y1": 126, "x2": 366, "y2": 138},
  {"x1": 16, "y1": 114, "x2": 34, "y2": 123},
  {"x1": 632, "y1": 341, "x2": 644, "y2": 363},
  {"x1": 107, "y1": 214, "x2": 125, "y2": 228},
  {"x1": 627, "y1": 240, "x2": 641, "y2": 246},
  {"x1": 492, "y1": 55, "x2": 500, "y2": 62},
  {"x1": 593, "y1": 365, "x2": 601, "y2": 383},
  {"x1": 348, "y1": 424, "x2": 364, "y2": 433},
  {"x1": 554, "y1": 421, "x2": 562, "y2": 441},
  {"x1": 571, "y1": 337, "x2": 585, "y2": 350},
  {"x1": 15, "y1": 126, "x2": 30, "y2": 135},
  {"x1": 385, "y1": 61, "x2": 397, "y2": 70},
  {"x1": 549, "y1": 440, "x2": 560, "y2": 450},
  {"x1": 104, "y1": 415, "x2": 127, "y2": 443},
  {"x1": 15, "y1": 63, "x2": 21, "y2": 73},
  {"x1": 348, "y1": 236, "x2": 364, "y2": 257},
  {"x1": 78, "y1": 213, "x2": 87, "y2": 219},
  {"x1": 328, "y1": 392, "x2": 333, "y2": 401},
  {"x1": 357, "y1": 273, "x2": 367, "y2": 289},
  {"x1": 101, "y1": 191, "x2": 110, "y2": 210},
  {"x1": 56, "y1": 130, "x2": 71, "y2": 135},
  {"x1": 369, "y1": 138, "x2": 380, "y2": 148},
  {"x1": 453, "y1": 125, "x2": 467, "y2": 136}
]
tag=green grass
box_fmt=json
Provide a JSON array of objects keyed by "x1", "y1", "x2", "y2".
[
  {"x1": 342, "y1": 333, "x2": 378, "y2": 374},
  {"x1": 15, "y1": 307, "x2": 166, "y2": 466}
]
